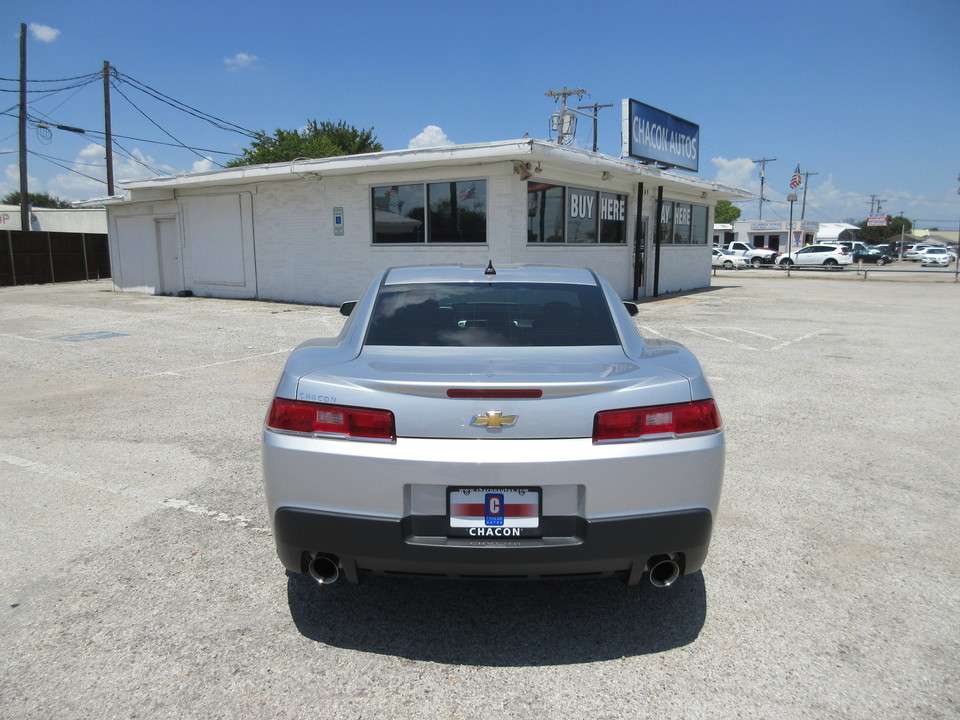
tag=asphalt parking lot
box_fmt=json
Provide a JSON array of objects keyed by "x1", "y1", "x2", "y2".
[{"x1": 1, "y1": 274, "x2": 957, "y2": 719}]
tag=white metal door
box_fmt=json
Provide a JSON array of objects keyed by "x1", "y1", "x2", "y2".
[{"x1": 156, "y1": 218, "x2": 184, "y2": 295}]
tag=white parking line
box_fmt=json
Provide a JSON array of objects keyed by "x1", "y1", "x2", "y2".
[
  {"x1": 770, "y1": 329, "x2": 830, "y2": 351},
  {"x1": 641, "y1": 325, "x2": 830, "y2": 352},
  {"x1": 0, "y1": 452, "x2": 271, "y2": 535},
  {"x1": 136, "y1": 348, "x2": 294, "y2": 379},
  {"x1": 685, "y1": 327, "x2": 760, "y2": 351}
]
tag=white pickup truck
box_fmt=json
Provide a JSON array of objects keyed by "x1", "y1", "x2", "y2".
[{"x1": 722, "y1": 241, "x2": 779, "y2": 267}]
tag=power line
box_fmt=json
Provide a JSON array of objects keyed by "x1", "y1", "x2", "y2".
[
  {"x1": 0, "y1": 72, "x2": 101, "y2": 84},
  {"x1": 109, "y1": 81, "x2": 225, "y2": 167},
  {"x1": 1, "y1": 108, "x2": 241, "y2": 156},
  {"x1": 28, "y1": 149, "x2": 106, "y2": 185},
  {"x1": 3, "y1": 66, "x2": 254, "y2": 163},
  {"x1": 0, "y1": 75, "x2": 100, "y2": 94},
  {"x1": 113, "y1": 71, "x2": 259, "y2": 138}
]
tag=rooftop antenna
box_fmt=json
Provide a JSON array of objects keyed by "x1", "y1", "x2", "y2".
[{"x1": 484, "y1": 260, "x2": 496, "y2": 276}]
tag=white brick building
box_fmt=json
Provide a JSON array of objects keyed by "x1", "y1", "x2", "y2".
[{"x1": 104, "y1": 139, "x2": 749, "y2": 304}]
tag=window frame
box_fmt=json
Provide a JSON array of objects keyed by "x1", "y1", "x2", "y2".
[
  {"x1": 527, "y1": 182, "x2": 628, "y2": 245},
  {"x1": 371, "y1": 179, "x2": 488, "y2": 245},
  {"x1": 658, "y1": 200, "x2": 711, "y2": 245}
]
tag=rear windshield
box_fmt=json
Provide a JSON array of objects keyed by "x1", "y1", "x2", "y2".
[{"x1": 365, "y1": 282, "x2": 619, "y2": 347}]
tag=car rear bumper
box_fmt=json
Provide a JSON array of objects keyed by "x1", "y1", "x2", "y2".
[{"x1": 272, "y1": 506, "x2": 713, "y2": 585}]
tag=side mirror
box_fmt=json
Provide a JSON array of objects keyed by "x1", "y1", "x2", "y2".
[
  {"x1": 339, "y1": 301, "x2": 357, "y2": 317},
  {"x1": 623, "y1": 301, "x2": 640, "y2": 317}
]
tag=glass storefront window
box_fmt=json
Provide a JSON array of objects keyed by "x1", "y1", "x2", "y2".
[
  {"x1": 600, "y1": 192, "x2": 627, "y2": 243},
  {"x1": 373, "y1": 181, "x2": 486, "y2": 243},
  {"x1": 527, "y1": 183, "x2": 565, "y2": 243},
  {"x1": 527, "y1": 183, "x2": 626, "y2": 244},
  {"x1": 372, "y1": 184, "x2": 425, "y2": 243},
  {"x1": 567, "y1": 188, "x2": 598, "y2": 243},
  {"x1": 692, "y1": 205, "x2": 708, "y2": 245},
  {"x1": 658, "y1": 200, "x2": 709, "y2": 245},
  {"x1": 659, "y1": 201, "x2": 673, "y2": 245},
  {"x1": 428, "y1": 180, "x2": 486, "y2": 243},
  {"x1": 673, "y1": 203, "x2": 692, "y2": 244}
]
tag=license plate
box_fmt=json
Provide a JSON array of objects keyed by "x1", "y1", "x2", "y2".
[{"x1": 447, "y1": 487, "x2": 541, "y2": 538}]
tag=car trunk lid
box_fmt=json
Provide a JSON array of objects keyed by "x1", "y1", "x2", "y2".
[{"x1": 295, "y1": 346, "x2": 693, "y2": 439}]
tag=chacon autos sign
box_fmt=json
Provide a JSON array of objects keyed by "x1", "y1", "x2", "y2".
[{"x1": 622, "y1": 98, "x2": 700, "y2": 172}]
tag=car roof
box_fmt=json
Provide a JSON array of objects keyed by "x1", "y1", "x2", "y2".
[{"x1": 382, "y1": 264, "x2": 601, "y2": 286}]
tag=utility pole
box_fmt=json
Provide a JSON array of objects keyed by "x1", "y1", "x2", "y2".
[
  {"x1": 545, "y1": 87, "x2": 586, "y2": 145},
  {"x1": 752, "y1": 157, "x2": 777, "y2": 220},
  {"x1": 102, "y1": 61, "x2": 115, "y2": 196},
  {"x1": 800, "y1": 170, "x2": 818, "y2": 220},
  {"x1": 577, "y1": 101, "x2": 613, "y2": 152},
  {"x1": 18, "y1": 23, "x2": 29, "y2": 231}
]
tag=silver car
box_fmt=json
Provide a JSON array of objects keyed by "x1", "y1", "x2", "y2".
[
  {"x1": 919, "y1": 247, "x2": 952, "y2": 266},
  {"x1": 262, "y1": 264, "x2": 724, "y2": 588}
]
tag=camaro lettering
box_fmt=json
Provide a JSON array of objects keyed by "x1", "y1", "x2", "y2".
[
  {"x1": 298, "y1": 393, "x2": 337, "y2": 403},
  {"x1": 468, "y1": 527, "x2": 522, "y2": 537}
]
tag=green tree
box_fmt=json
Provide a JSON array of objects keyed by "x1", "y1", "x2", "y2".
[
  {"x1": 714, "y1": 199, "x2": 741, "y2": 224},
  {"x1": 226, "y1": 120, "x2": 383, "y2": 167},
  {"x1": 2, "y1": 191, "x2": 72, "y2": 208}
]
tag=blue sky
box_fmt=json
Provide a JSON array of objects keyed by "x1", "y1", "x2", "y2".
[{"x1": 2, "y1": 0, "x2": 959, "y2": 230}]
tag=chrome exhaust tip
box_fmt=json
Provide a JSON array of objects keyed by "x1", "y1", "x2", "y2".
[
  {"x1": 648, "y1": 556, "x2": 681, "y2": 588},
  {"x1": 307, "y1": 554, "x2": 340, "y2": 585}
]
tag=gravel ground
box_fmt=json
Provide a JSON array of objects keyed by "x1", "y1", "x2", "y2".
[{"x1": 0, "y1": 275, "x2": 957, "y2": 719}]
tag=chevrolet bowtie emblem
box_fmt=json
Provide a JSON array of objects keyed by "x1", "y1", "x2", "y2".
[{"x1": 470, "y1": 411, "x2": 518, "y2": 429}]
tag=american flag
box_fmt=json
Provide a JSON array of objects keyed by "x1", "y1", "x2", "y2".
[{"x1": 790, "y1": 165, "x2": 802, "y2": 189}]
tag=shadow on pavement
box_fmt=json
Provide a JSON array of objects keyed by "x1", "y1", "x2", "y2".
[{"x1": 287, "y1": 570, "x2": 707, "y2": 666}]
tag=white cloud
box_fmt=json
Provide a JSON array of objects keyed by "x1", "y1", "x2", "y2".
[
  {"x1": 224, "y1": 53, "x2": 258, "y2": 71},
  {"x1": 30, "y1": 24, "x2": 61, "y2": 42},
  {"x1": 191, "y1": 157, "x2": 215, "y2": 173},
  {"x1": 711, "y1": 156, "x2": 756, "y2": 191},
  {"x1": 708, "y1": 163, "x2": 954, "y2": 228},
  {"x1": 408, "y1": 126, "x2": 454, "y2": 149},
  {"x1": 1, "y1": 164, "x2": 40, "y2": 200},
  {"x1": 40, "y1": 144, "x2": 182, "y2": 201}
]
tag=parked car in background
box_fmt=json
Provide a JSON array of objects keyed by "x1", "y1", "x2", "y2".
[
  {"x1": 867, "y1": 246, "x2": 895, "y2": 264},
  {"x1": 903, "y1": 244, "x2": 933, "y2": 261},
  {"x1": 263, "y1": 264, "x2": 725, "y2": 588},
  {"x1": 919, "y1": 247, "x2": 953, "y2": 266},
  {"x1": 776, "y1": 244, "x2": 853, "y2": 268},
  {"x1": 712, "y1": 247, "x2": 750, "y2": 269},
  {"x1": 722, "y1": 240, "x2": 779, "y2": 267},
  {"x1": 875, "y1": 242, "x2": 908, "y2": 259},
  {"x1": 822, "y1": 241, "x2": 892, "y2": 265}
]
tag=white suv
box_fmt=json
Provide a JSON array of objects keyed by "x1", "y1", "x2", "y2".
[{"x1": 776, "y1": 244, "x2": 853, "y2": 268}]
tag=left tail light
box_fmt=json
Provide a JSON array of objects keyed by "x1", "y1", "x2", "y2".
[
  {"x1": 593, "y1": 399, "x2": 721, "y2": 443},
  {"x1": 266, "y1": 398, "x2": 395, "y2": 442}
]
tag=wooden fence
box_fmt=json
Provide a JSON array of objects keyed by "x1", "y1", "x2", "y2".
[{"x1": 0, "y1": 230, "x2": 111, "y2": 286}]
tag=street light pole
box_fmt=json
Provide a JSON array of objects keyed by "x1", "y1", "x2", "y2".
[{"x1": 787, "y1": 193, "x2": 797, "y2": 264}]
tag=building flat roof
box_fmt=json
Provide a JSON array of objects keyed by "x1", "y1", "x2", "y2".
[{"x1": 106, "y1": 138, "x2": 751, "y2": 203}]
